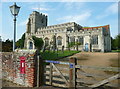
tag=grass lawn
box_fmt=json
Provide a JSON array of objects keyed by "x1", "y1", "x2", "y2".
[
  {"x1": 40, "y1": 50, "x2": 80, "y2": 60},
  {"x1": 112, "y1": 50, "x2": 120, "y2": 52}
]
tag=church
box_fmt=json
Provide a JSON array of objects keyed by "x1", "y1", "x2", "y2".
[{"x1": 24, "y1": 11, "x2": 111, "y2": 52}]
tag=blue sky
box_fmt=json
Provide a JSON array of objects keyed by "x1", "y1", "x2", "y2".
[{"x1": 1, "y1": 1, "x2": 118, "y2": 41}]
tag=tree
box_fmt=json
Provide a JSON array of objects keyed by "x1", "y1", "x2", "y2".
[
  {"x1": 16, "y1": 33, "x2": 25, "y2": 49},
  {"x1": 111, "y1": 37, "x2": 116, "y2": 50},
  {"x1": 114, "y1": 34, "x2": 120, "y2": 49},
  {"x1": 68, "y1": 42, "x2": 75, "y2": 48},
  {"x1": 111, "y1": 34, "x2": 120, "y2": 50},
  {"x1": 68, "y1": 41, "x2": 81, "y2": 51},
  {"x1": 68, "y1": 42, "x2": 81, "y2": 48},
  {"x1": 32, "y1": 36, "x2": 44, "y2": 50},
  {"x1": 52, "y1": 35, "x2": 56, "y2": 52},
  {"x1": 2, "y1": 39, "x2": 13, "y2": 52}
]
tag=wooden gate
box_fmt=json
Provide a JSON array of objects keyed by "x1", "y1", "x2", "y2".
[
  {"x1": 37, "y1": 56, "x2": 120, "y2": 88},
  {"x1": 44, "y1": 58, "x2": 76, "y2": 88}
]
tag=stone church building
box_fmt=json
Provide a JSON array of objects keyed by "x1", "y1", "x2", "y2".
[{"x1": 24, "y1": 11, "x2": 111, "y2": 52}]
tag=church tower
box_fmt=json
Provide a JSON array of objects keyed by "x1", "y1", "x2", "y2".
[{"x1": 26, "y1": 11, "x2": 47, "y2": 33}]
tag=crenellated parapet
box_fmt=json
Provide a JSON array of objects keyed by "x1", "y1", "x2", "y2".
[
  {"x1": 37, "y1": 22, "x2": 82, "y2": 31},
  {"x1": 30, "y1": 11, "x2": 47, "y2": 18}
]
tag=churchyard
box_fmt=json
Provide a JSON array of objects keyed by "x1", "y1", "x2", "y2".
[{"x1": 1, "y1": 1, "x2": 119, "y2": 88}]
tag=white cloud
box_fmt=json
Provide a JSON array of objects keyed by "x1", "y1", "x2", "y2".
[
  {"x1": 96, "y1": 3, "x2": 118, "y2": 19},
  {"x1": 31, "y1": 2, "x2": 52, "y2": 11},
  {"x1": 64, "y1": 2, "x2": 85, "y2": 10},
  {"x1": 106, "y1": 2, "x2": 118, "y2": 14},
  {"x1": 32, "y1": 7, "x2": 49, "y2": 11},
  {"x1": 57, "y1": 11, "x2": 91, "y2": 24},
  {"x1": 18, "y1": 19, "x2": 28, "y2": 26}
]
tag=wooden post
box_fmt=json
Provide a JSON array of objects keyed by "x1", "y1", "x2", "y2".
[
  {"x1": 37, "y1": 55, "x2": 44, "y2": 87},
  {"x1": 49, "y1": 63, "x2": 53, "y2": 85},
  {"x1": 37, "y1": 55, "x2": 40, "y2": 87},
  {"x1": 69, "y1": 57, "x2": 77, "y2": 89}
]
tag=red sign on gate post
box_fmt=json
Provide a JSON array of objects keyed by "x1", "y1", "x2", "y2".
[{"x1": 19, "y1": 56, "x2": 26, "y2": 74}]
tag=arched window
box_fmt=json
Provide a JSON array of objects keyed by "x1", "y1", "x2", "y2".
[
  {"x1": 57, "y1": 36, "x2": 62, "y2": 45},
  {"x1": 70, "y1": 36, "x2": 75, "y2": 43},
  {"x1": 44, "y1": 37, "x2": 49, "y2": 46},
  {"x1": 91, "y1": 35, "x2": 98, "y2": 45},
  {"x1": 29, "y1": 42, "x2": 33, "y2": 49},
  {"x1": 78, "y1": 36, "x2": 84, "y2": 45}
]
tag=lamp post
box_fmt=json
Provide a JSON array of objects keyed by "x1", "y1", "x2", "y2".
[{"x1": 10, "y1": 2, "x2": 20, "y2": 51}]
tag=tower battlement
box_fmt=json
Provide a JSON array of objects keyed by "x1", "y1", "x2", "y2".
[{"x1": 26, "y1": 11, "x2": 47, "y2": 34}]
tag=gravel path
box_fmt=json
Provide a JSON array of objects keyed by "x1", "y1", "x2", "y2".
[{"x1": 60, "y1": 52, "x2": 119, "y2": 67}]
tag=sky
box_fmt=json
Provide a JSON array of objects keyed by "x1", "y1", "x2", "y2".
[{"x1": 0, "y1": 1, "x2": 118, "y2": 41}]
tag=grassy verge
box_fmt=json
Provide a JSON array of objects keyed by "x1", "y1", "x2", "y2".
[
  {"x1": 112, "y1": 50, "x2": 120, "y2": 52},
  {"x1": 40, "y1": 50, "x2": 80, "y2": 60}
]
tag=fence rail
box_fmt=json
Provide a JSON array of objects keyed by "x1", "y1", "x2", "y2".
[
  {"x1": 38, "y1": 57, "x2": 120, "y2": 88},
  {"x1": 89, "y1": 74, "x2": 119, "y2": 88},
  {"x1": 76, "y1": 65, "x2": 119, "y2": 72}
]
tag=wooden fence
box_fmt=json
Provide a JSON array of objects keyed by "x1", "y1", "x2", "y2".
[{"x1": 38, "y1": 57, "x2": 120, "y2": 88}]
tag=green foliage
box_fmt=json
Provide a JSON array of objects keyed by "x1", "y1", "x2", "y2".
[
  {"x1": 75, "y1": 42, "x2": 81, "y2": 45},
  {"x1": 68, "y1": 42, "x2": 75, "y2": 47},
  {"x1": 2, "y1": 39, "x2": 13, "y2": 52},
  {"x1": 112, "y1": 50, "x2": 120, "y2": 52},
  {"x1": 111, "y1": 34, "x2": 120, "y2": 50},
  {"x1": 111, "y1": 37, "x2": 115, "y2": 50},
  {"x1": 32, "y1": 36, "x2": 44, "y2": 50},
  {"x1": 68, "y1": 42, "x2": 81, "y2": 47},
  {"x1": 16, "y1": 33, "x2": 25, "y2": 48},
  {"x1": 40, "y1": 50, "x2": 80, "y2": 60},
  {"x1": 114, "y1": 34, "x2": 120, "y2": 49}
]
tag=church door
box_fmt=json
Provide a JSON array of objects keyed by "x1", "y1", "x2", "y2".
[
  {"x1": 29, "y1": 42, "x2": 33, "y2": 49},
  {"x1": 85, "y1": 43, "x2": 89, "y2": 52}
]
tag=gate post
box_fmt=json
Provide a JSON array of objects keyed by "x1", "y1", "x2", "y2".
[
  {"x1": 37, "y1": 55, "x2": 44, "y2": 87},
  {"x1": 69, "y1": 57, "x2": 77, "y2": 89}
]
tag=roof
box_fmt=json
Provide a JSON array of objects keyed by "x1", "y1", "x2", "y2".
[{"x1": 83, "y1": 25, "x2": 110, "y2": 30}]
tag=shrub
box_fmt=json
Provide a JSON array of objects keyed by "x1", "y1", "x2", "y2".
[
  {"x1": 32, "y1": 36, "x2": 44, "y2": 50},
  {"x1": 16, "y1": 33, "x2": 25, "y2": 49},
  {"x1": 68, "y1": 42, "x2": 81, "y2": 47}
]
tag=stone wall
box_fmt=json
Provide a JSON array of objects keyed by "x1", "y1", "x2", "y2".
[{"x1": 2, "y1": 49, "x2": 38, "y2": 87}]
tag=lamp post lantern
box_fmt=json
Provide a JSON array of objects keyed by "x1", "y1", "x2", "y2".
[{"x1": 10, "y1": 2, "x2": 20, "y2": 51}]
